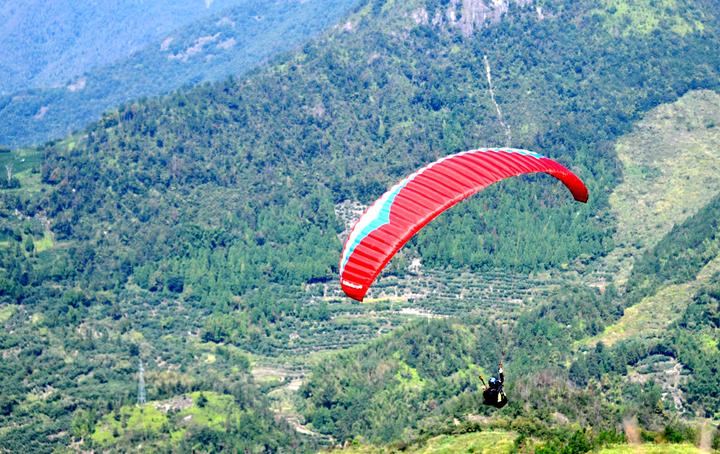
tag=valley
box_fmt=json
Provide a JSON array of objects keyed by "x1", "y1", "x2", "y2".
[{"x1": 1, "y1": 0, "x2": 720, "y2": 452}]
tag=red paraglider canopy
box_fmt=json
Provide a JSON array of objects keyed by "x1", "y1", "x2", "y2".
[{"x1": 339, "y1": 148, "x2": 588, "y2": 301}]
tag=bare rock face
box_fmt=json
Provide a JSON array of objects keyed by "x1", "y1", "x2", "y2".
[
  {"x1": 461, "y1": 0, "x2": 536, "y2": 34},
  {"x1": 416, "y1": 0, "x2": 537, "y2": 35}
]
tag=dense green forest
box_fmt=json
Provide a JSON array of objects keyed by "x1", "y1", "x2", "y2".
[{"x1": 1, "y1": 0, "x2": 720, "y2": 451}]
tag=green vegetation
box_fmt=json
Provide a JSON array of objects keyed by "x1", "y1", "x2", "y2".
[
  {"x1": 604, "y1": 90, "x2": 720, "y2": 285},
  {"x1": 301, "y1": 319, "x2": 502, "y2": 443},
  {"x1": 32, "y1": 231, "x2": 54, "y2": 253},
  {"x1": 589, "y1": 281, "x2": 699, "y2": 347},
  {"x1": 0, "y1": 0, "x2": 252, "y2": 94},
  {"x1": 1, "y1": 0, "x2": 720, "y2": 451},
  {"x1": 591, "y1": 0, "x2": 705, "y2": 36},
  {"x1": 598, "y1": 444, "x2": 704, "y2": 454},
  {"x1": 0, "y1": 147, "x2": 43, "y2": 191},
  {"x1": 566, "y1": 192, "x2": 720, "y2": 420},
  {"x1": 569, "y1": 277, "x2": 720, "y2": 419},
  {"x1": 299, "y1": 311, "x2": 692, "y2": 446},
  {"x1": 582, "y1": 91, "x2": 720, "y2": 347},
  {"x1": 587, "y1": 253, "x2": 720, "y2": 347},
  {"x1": 91, "y1": 404, "x2": 169, "y2": 444},
  {"x1": 0, "y1": 304, "x2": 17, "y2": 323},
  {"x1": 328, "y1": 430, "x2": 516, "y2": 453},
  {"x1": 89, "y1": 391, "x2": 298, "y2": 451},
  {"x1": 411, "y1": 431, "x2": 515, "y2": 454},
  {"x1": 670, "y1": 278, "x2": 720, "y2": 418},
  {"x1": 626, "y1": 193, "x2": 720, "y2": 306},
  {"x1": 329, "y1": 429, "x2": 711, "y2": 454},
  {"x1": 23, "y1": 0, "x2": 720, "y2": 333}
]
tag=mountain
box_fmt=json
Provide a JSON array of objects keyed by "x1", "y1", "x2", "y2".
[
  {"x1": 0, "y1": 0, "x2": 248, "y2": 95},
  {"x1": 1, "y1": 0, "x2": 720, "y2": 451},
  {"x1": 0, "y1": 0, "x2": 359, "y2": 147}
]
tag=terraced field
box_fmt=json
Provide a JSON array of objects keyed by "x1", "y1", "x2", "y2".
[
  {"x1": 318, "y1": 266, "x2": 561, "y2": 312},
  {"x1": 627, "y1": 354, "x2": 690, "y2": 412},
  {"x1": 292, "y1": 268, "x2": 562, "y2": 355}
]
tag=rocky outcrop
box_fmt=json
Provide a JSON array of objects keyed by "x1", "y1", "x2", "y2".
[{"x1": 413, "y1": 0, "x2": 538, "y2": 35}]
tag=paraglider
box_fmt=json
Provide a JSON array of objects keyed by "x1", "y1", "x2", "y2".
[
  {"x1": 339, "y1": 148, "x2": 588, "y2": 301},
  {"x1": 479, "y1": 361, "x2": 508, "y2": 408}
]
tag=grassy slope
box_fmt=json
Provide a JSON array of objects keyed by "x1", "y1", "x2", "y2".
[
  {"x1": 0, "y1": 304, "x2": 17, "y2": 323},
  {"x1": 599, "y1": 444, "x2": 704, "y2": 453},
  {"x1": 324, "y1": 431, "x2": 707, "y2": 454},
  {"x1": 324, "y1": 430, "x2": 517, "y2": 453},
  {"x1": 601, "y1": 89, "x2": 720, "y2": 286},
  {"x1": 590, "y1": 0, "x2": 705, "y2": 36},
  {"x1": 91, "y1": 391, "x2": 232, "y2": 448},
  {"x1": 589, "y1": 254, "x2": 720, "y2": 347},
  {"x1": 567, "y1": 89, "x2": 720, "y2": 426},
  {"x1": 584, "y1": 89, "x2": 720, "y2": 346},
  {"x1": 0, "y1": 147, "x2": 44, "y2": 191}
]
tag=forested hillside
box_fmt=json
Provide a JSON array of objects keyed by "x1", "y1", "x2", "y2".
[
  {"x1": 0, "y1": 0, "x2": 359, "y2": 147},
  {"x1": 1, "y1": 0, "x2": 720, "y2": 452},
  {"x1": 0, "y1": 0, "x2": 248, "y2": 94}
]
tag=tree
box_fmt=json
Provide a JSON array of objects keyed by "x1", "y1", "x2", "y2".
[
  {"x1": 71, "y1": 409, "x2": 95, "y2": 440},
  {"x1": 23, "y1": 236, "x2": 34, "y2": 254},
  {"x1": 166, "y1": 275, "x2": 184, "y2": 293},
  {"x1": 196, "y1": 393, "x2": 208, "y2": 408}
]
